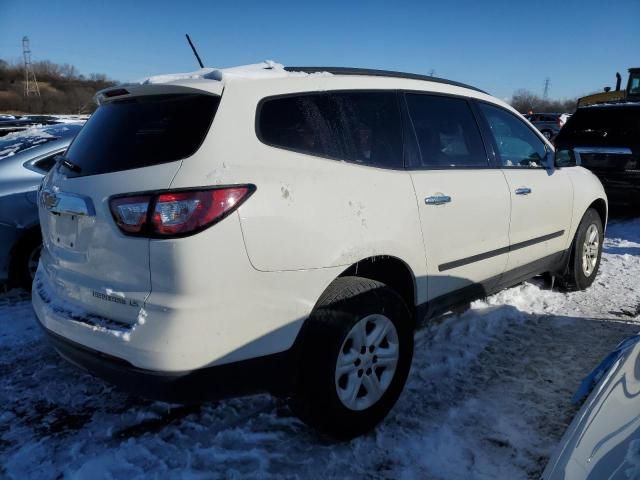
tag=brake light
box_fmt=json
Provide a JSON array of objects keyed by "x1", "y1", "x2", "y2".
[
  {"x1": 109, "y1": 186, "x2": 254, "y2": 238},
  {"x1": 110, "y1": 195, "x2": 152, "y2": 233}
]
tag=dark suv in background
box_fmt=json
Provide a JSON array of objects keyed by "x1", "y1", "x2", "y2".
[{"x1": 555, "y1": 103, "x2": 640, "y2": 214}]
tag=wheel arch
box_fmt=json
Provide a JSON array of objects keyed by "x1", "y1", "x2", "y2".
[
  {"x1": 337, "y1": 255, "x2": 417, "y2": 322},
  {"x1": 588, "y1": 198, "x2": 608, "y2": 231},
  {"x1": 9, "y1": 225, "x2": 42, "y2": 258}
]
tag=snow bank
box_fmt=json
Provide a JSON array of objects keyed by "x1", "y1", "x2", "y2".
[{"x1": 1, "y1": 219, "x2": 640, "y2": 479}]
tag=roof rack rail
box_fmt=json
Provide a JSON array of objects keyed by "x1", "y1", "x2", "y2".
[{"x1": 284, "y1": 66, "x2": 487, "y2": 94}]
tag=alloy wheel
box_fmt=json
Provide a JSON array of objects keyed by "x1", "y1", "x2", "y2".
[
  {"x1": 335, "y1": 314, "x2": 399, "y2": 411},
  {"x1": 581, "y1": 224, "x2": 599, "y2": 277}
]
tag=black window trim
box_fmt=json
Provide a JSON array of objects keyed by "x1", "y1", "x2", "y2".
[
  {"x1": 400, "y1": 90, "x2": 495, "y2": 171},
  {"x1": 23, "y1": 147, "x2": 68, "y2": 174},
  {"x1": 473, "y1": 99, "x2": 551, "y2": 170},
  {"x1": 254, "y1": 89, "x2": 407, "y2": 171},
  {"x1": 255, "y1": 89, "x2": 549, "y2": 172}
]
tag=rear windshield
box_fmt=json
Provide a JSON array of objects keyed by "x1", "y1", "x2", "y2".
[
  {"x1": 62, "y1": 94, "x2": 219, "y2": 177},
  {"x1": 556, "y1": 106, "x2": 640, "y2": 147}
]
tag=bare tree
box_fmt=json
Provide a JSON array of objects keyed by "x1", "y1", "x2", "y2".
[
  {"x1": 510, "y1": 88, "x2": 578, "y2": 114},
  {"x1": 0, "y1": 59, "x2": 116, "y2": 114}
]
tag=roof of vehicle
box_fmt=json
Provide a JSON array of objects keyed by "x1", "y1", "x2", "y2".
[
  {"x1": 121, "y1": 61, "x2": 488, "y2": 96},
  {"x1": 580, "y1": 101, "x2": 640, "y2": 109},
  {"x1": 98, "y1": 61, "x2": 525, "y2": 116},
  {"x1": 282, "y1": 66, "x2": 487, "y2": 93}
]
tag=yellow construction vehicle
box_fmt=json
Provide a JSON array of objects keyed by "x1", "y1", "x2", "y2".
[{"x1": 577, "y1": 68, "x2": 640, "y2": 107}]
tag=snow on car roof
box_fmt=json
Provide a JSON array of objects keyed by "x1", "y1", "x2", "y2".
[
  {"x1": 0, "y1": 124, "x2": 82, "y2": 160},
  {"x1": 140, "y1": 60, "x2": 332, "y2": 85}
]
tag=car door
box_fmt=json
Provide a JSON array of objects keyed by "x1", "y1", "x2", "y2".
[
  {"x1": 404, "y1": 93, "x2": 511, "y2": 302},
  {"x1": 476, "y1": 102, "x2": 573, "y2": 274}
]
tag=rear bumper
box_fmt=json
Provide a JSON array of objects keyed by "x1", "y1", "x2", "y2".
[{"x1": 42, "y1": 321, "x2": 295, "y2": 402}]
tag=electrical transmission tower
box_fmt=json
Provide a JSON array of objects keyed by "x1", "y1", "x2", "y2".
[
  {"x1": 22, "y1": 36, "x2": 41, "y2": 98},
  {"x1": 543, "y1": 77, "x2": 551, "y2": 99}
]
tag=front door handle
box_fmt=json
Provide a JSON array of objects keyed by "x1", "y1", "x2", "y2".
[
  {"x1": 515, "y1": 187, "x2": 532, "y2": 196},
  {"x1": 425, "y1": 195, "x2": 452, "y2": 205}
]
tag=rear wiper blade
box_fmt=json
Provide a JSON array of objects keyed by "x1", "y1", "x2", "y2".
[{"x1": 61, "y1": 158, "x2": 82, "y2": 173}]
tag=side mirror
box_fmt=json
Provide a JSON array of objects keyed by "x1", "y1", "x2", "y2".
[{"x1": 554, "y1": 148, "x2": 577, "y2": 168}]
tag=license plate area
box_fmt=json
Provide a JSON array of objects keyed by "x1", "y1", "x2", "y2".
[{"x1": 50, "y1": 213, "x2": 80, "y2": 250}]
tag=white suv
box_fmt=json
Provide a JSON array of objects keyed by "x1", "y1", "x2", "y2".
[{"x1": 33, "y1": 62, "x2": 607, "y2": 438}]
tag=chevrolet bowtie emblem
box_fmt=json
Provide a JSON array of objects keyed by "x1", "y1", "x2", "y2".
[{"x1": 41, "y1": 190, "x2": 60, "y2": 210}]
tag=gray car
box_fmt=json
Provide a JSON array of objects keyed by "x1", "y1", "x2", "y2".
[
  {"x1": 0, "y1": 123, "x2": 83, "y2": 288},
  {"x1": 526, "y1": 113, "x2": 570, "y2": 140}
]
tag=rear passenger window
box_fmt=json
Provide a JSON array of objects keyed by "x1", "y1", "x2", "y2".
[
  {"x1": 258, "y1": 92, "x2": 403, "y2": 169},
  {"x1": 479, "y1": 103, "x2": 547, "y2": 168},
  {"x1": 404, "y1": 94, "x2": 488, "y2": 169}
]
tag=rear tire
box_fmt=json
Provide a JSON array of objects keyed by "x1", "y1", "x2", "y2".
[
  {"x1": 561, "y1": 208, "x2": 603, "y2": 291},
  {"x1": 290, "y1": 276, "x2": 413, "y2": 439},
  {"x1": 8, "y1": 231, "x2": 42, "y2": 290}
]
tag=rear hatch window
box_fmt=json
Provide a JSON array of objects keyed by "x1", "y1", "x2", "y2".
[
  {"x1": 61, "y1": 93, "x2": 219, "y2": 177},
  {"x1": 556, "y1": 106, "x2": 640, "y2": 148}
]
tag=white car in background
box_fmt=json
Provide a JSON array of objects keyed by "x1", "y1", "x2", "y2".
[{"x1": 33, "y1": 62, "x2": 607, "y2": 438}]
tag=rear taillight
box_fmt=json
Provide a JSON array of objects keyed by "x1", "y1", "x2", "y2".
[
  {"x1": 110, "y1": 195, "x2": 152, "y2": 234},
  {"x1": 109, "y1": 186, "x2": 255, "y2": 238}
]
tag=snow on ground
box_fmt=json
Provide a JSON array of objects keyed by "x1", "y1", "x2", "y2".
[{"x1": 1, "y1": 219, "x2": 639, "y2": 479}]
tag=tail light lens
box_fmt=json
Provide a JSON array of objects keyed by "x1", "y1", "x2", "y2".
[
  {"x1": 109, "y1": 186, "x2": 255, "y2": 238},
  {"x1": 110, "y1": 195, "x2": 152, "y2": 233}
]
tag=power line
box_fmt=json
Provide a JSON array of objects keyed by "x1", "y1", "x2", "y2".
[
  {"x1": 22, "y1": 36, "x2": 41, "y2": 99},
  {"x1": 543, "y1": 77, "x2": 550, "y2": 99}
]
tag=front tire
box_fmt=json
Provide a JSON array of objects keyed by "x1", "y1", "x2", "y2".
[
  {"x1": 290, "y1": 276, "x2": 413, "y2": 439},
  {"x1": 561, "y1": 208, "x2": 603, "y2": 291}
]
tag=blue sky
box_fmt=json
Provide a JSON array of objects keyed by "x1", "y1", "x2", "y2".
[{"x1": 1, "y1": 0, "x2": 638, "y2": 100}]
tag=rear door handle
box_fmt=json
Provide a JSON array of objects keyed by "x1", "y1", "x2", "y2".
[
  {"x1": 515, "y1": 187, "x2": 532, "y2": 196},
  {"x1": 425, "y1": 195, "x2": 451, "y2": 205}
]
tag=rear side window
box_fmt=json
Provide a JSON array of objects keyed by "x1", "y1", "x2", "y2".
[
  {"x1": 479, "y1": 103, "x2": 547, "y2": 168},
  {"x1": 404, "y1": 93, "x2": 488, "y2": 168},
  {"x1": 62, "y1": 94, "x2": 219, "y2": 177},
  {"x1": 258, "y1": 91, "x2": 403, "y2": 169}
]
